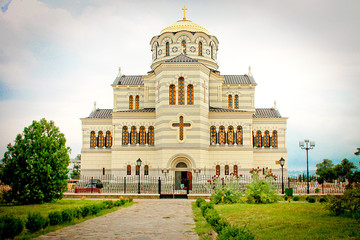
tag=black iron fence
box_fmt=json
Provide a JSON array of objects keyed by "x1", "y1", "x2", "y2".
[{"x1": 68, "y1": 175, "x2": 346, "y2": 195}]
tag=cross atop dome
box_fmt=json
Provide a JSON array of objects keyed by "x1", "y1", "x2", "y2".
[{"x1": 182, "y1": 6, "x2": 188, "y2": 20}]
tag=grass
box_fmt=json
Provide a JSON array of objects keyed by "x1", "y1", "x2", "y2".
[
  {"x1": 0, "y1": 199, "x2": 134, "y2": 240},
  {"x1": 192, "y1": 202, "x2": 216, "y2": 240},
  {"x1": 215, "y1": 202, "x2": 360, "y2": 240}
]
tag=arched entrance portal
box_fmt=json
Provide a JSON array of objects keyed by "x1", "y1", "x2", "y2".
[{"x1": 171, "y1": 157, "x2": 192, "y2": 191}]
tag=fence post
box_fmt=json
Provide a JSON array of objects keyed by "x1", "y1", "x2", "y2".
[
  {"x1": 288, "y1": 177, "x2": 290, "y2": 188},
  {"x1": 91, "y1": 176, "x2": 93, "y2": 193},
  {"x1": 158, "y1": 177, "x2": 161, "y2": 195},
  {"x1": 124, "y1": 177, "x2": 126, "y2": 194}
]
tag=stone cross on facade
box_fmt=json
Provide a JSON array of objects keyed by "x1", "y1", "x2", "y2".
[
  {"x1": 172, "y1": 116, "x2": 191, "y2": 141},
  {"x1": 202, "y1": 80, "x2": 208, "y2": 103}
]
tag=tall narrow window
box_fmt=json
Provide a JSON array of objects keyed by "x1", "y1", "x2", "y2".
[
  {"x1": 216, "y1": 165, "x2": 220, "y2": 175},
  {"x1": 90, "y1": 131, "x2": 96, "y2": 148},
  {"x1": 225, "y1": 165, "x2": 229, "y2": 175},
  {"x1": 169, "y1": 84, "x2": 176, "y2": 105},
  {"x1": 98, "y1": 131, "x2": 104, "y2": 148},
  {"x1": 271, "y1": 130, "x2": 278, "y2": 148},
  {"x1": 144, "y1": 165, "x2": 149, "y2": 175},
  {"x1": 264, "y1": 130, "x2": 270, "y2": 148},
  {"x1": 181, "y1": 40, "x2": 186, "y2": 54},
  {"x1": 127, "y1": 165, "x2": 131, "y2": 175},
  {"x1": 198, "y1": 42, "x2": 202, "y2": 56},
  {"x1": 135, "y1": 95, "x2": 140, "y2": 110},
  {"x1": 122, "y1": 126, "x2": 129, "y2": 145},
  {"x1": 256, "y1": 130, "x2": 262, "y2": 148},
  {"x1": 236, "y1": 126, "x2": 243, "y2": 145},
  {"x1": 136, "y1": 165, "x2": 140, "y2": 175},
  {"x1": 210, "y1": 126, "x2": 217, "y2": 145},
  {"x1": 166, "y1": 42, "x2": 170, "y2": 56},
  {"x1": 178, "y1": 77, "x2": 185, "y2": 105},
  {"x1": 228, "y1": 95, "x2": 233, "y2": 108},
  {"x1": 103, "y1": 168, "x2": 105, "y2": 175},
  {"x1": 105, "y1": 131, "x2": 112, "y2": 148},
  {"x1": 211, "y1": 45, "x2": 214, "y2": 59},
  {"x1": 129, "y1": 95, "x2": 133, "y2": 110},
  {"x1": 219, "y1": 126, "x2": 225, "y2": 144},
  {"x1": 131, "y1": 126, "x2": 137, "y2": 145},
  {"x1": 148, "y1": 126, "x2": 154, "y2": 145},
  {"x1": 228, "y1": 126, "x2": 234, "y2": 145},
  {"x1": 187, "y1": 84, "x2": 194, "y2": 105},
  {"x1": 234, "y1": 95, "x2": 239, "y2": 109},
  {"x1": 233, "y1": 165, "x2": 238, "y2": 176},
  {"x1": 139, "y1": 126, "x2": 146, "y2": 145}
]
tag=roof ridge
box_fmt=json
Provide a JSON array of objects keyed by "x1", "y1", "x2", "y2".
[{"x1": 165, "y1": 53, "x2": 198, "y2": 63}]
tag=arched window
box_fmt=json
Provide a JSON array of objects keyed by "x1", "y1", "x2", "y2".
[
  {"x1": 181, "y1": 40, "x2": 186, "y2": 54},
  {"x1": 90, "y1": 131, "x2": 96, "y2": 148},
  {"x1": 271, "y1": 130, "x2": 278, "y2": 148},
  {"x1": 131, "y1": 126, "x2": 137, "y2": 145},
  {"x1": 169, "y1": 84, "x2": 176, "y2": 105},
  {"x1": 105, "y1": 131, "x2": 112, "y2": 148},
  {"x1": 219, "y1": 126, "x2": 225, "y2": 144},
  {"x1": 256, "y1": 130, "x2": 262, "y2": 148},
  {"x1": 228, "y1": 95, "x2": 233, "y2": 108},
  {"x1": 127, "y1": 165, "x2": 131, "y2": 175},
  {"x1": 148, "y1": 126, "x2": 154, "y2": 145},
  {"x1": 264, "y1": 130, "x2": 270, "y2": 148},
  {"x1": 234, "y1": 95, "x2": 239, "y2": 109},
  {"x1": 198, "y1": 42, "x2": 202, "y2": 56},
  {"x1": 216, "y1": 165, "x2": 220, "y2": 175},
  {"x1": 122, "y1": 126, "x2": 129, "y2": 145},
  {"x1": 211, "y1": 45, "x2": 214, "y2": 59},
  {"x1": 98, "y1": 131, "x2": 104, "y2": 148},
  {"x1": 228, "y1": 126, "x2": 234, "y2": 145},
  {"x1": 225, "y1": 165, "x2": 229, "y2": 175},
  {"x1": 129, "y1": 95, "x2": 133, "y2": 110},
  {"x1": 233, "y1": 165, "x2": 238, "y2": 176},
  {"x1": 187, "y1": 84, "x2": 194, "y2": 105},
  {"x1": 236, "y1": 126, "x2": 243, "y2": 145},
  {"x1": 178, "y1": 77, "x2": 185, "y2": 105},
  {"x1": 144, "y1": 165, "x2": 149, "y2": 175},
  {"x1": 136, "y1": 165, "x2": 140, "y2": 175},
  {"x1": 210, "y1": 126, "x2": 217, "y2": 145},
  {"x1": 135, "y1": 95, "x2": 140, "y2": 110},
  {"x1": 139, "y1": 126, "x2": 146, "y2": 145},
  {"x1": 166, "y1": 42, "x2": 170, "y2": 56}
]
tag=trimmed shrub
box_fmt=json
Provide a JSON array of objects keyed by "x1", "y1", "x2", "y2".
[
  {"x1": 127, "y1": 197, "x2": 133, "y2": 202},
  {"x1": 26, "y1": 212, "x2": 46, "y2": 233},
  {"x1": 284, "y1": 196, "x2": 288, "y2": 201},
  {"x1": 81, "y1": 206, "x2": 91, "y2": 217},
  {"x1": 307, "y1": 197, "x2": 316, "y2": 203},
  {"x1": 0, "y1": 215, "x2": 24, "y2": 239},
  {"x1": 119, "y1": 199, "x2": 126, "y2": 206},
  {"x1": 48, "y1": 211, "x2": 62, "y2": 225},
  {"x1": 103, "y1": 200, "x2": 114, "y2": 209},
  {"x1": 72, "y1": 207, "x2": 82, "y2": 219},
  {"x1": 196, "y1": 198, "x2": 206, "y2": 207},
  {"x1": 200, "y1": 202, "x2": 214, "y2": 216},
  {"x1": 218, "y1": 225, "x2": 255, "y2": 240},
  {"x1": 319, "y1": 197, "x2": 328, "y2": 203},
  {"x1": 293, "y1": 196, "x2": 300, "y2": 201},
  {"x1": 61, "y1": 209, "x2": 73, "y2": 222}
]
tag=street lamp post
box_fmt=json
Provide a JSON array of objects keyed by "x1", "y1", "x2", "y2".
[
  {"x1": 279, "y1": 157, "x2": 285, "y2": 194},
  {"x1": 136, "y1": 158, "x2": 142, "y2": 194},
  {"x1": 299, "y1": 140, "x2": 315, "y2": 194}
]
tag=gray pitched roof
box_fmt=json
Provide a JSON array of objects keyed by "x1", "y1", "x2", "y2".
[
  {"x1": 224, "y1": 75, "x2": 256, "y2": 85},
  {"x1": 87, "y1": 109, "x2": 112, "y2": 119},
  {"x1": 209, "y1": 106, "x2": 246, "y2": 113},
  {"x1": 115, "y1": 108, "x2": 155, "y2": 113},
  {"x1": 253, "y1": 108, "x2": 282, "y2": 118},
  {"x1": 113, "y1": 75, "x2": 144, "y2": 85},
  {"x1": 165, "y1": 54, "x2": 198, "y2": 63}
]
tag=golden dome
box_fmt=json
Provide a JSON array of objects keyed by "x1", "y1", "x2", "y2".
[{"x1": 160, "y1": 19, "x2": 210, "y2": 35}]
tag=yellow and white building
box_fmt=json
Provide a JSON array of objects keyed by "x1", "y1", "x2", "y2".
[{"x1": 80, "y1": 13, "x2": 288, "y2": 180}]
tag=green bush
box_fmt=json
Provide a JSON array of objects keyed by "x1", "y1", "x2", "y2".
[
  {"x1": 61, "y1": 209, "x2": 73, "y2": 222},
  {"x1": 211, "y1": 175, "x2": 244, "y2": 204},
  {"x1": 307, "y1": 197, "x2": 316, "y2": 203},
  {"x1": 325, "y1": 186, "x2": 360, "y2": 219},
  {"x1": 196, "y1": 198, "x2": 206, "y2": 207},
  {"x1": 72, "y1": 207, "x2": 82, "y2": 219},
  {"x1": 284, "y1": 196, "x2": 288, "y2": 201},
  {"x1": 103, "y1": 200, "x2": 114, "y2": 209},
  {"x1": 293, "y1": 196, "x2": 300, "y2": 201},
  {"x1": 48, "y1": 211, "x2": 62, "y2": 225},
  {"x1": 81, "y1": 206, "x2": 91, "y2": 217},
  {"x1": 200, "y1": 202, "x2": 214, "y2": 216},
  {"x1": 26, "y1": 212, "x2": 46, "y2": 233},
  {"x1": 119, "y1": 199, "x2": 126, "y2": 206},
  {"x1": 0, "y1": 215, "x2": 24, "y2": 239},
  {"x1": 319, "y1": 197, "x2": 328, "y2": 203},
  {"x1": 218, "y1": 225, "x2": 255, "y2": 240}
]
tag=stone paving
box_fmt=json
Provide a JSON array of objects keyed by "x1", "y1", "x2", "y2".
[{"x1": 35, "y1": 199, "x2": 198, "y2": 240}]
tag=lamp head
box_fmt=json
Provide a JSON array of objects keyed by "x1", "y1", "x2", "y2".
[
  {"x1": 310, "y1": 141, "x2": 315, "y2": 147},
  {"x1": 136, "y1": 158, "x2": 142, "y2": 167},
  {"x1": 279, "y1": 157, "x2": 285, "y2": 167},
  {"x1": 299, "y1": 141, "x2": 304, "y2": 147}
]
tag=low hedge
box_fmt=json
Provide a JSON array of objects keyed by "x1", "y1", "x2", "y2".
[
  {"x1": 26, "y1": 212, "x2": 47, "y2": 233},
  {"x1": 0, "y1": 215, "x2": 24, "y2": 239}
]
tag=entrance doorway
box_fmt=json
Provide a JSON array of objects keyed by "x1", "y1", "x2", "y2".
[{"x1": 175, "y1": 171, "x2": 192, "y2": 190}]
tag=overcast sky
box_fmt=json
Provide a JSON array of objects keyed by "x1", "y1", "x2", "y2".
[{"x1": 0, "y1": 0, "x2": 359, "y2": 171}]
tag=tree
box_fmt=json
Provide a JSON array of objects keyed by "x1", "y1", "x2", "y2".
[
  {"x1": 334, "y1": 158, "x2": 357, "y2": 182},
  {"x1": 70, "y1": 164, "x2": 81, "y2": 180},
  {"x1": 1, "y1": 119, "x2": 70, "y2": 204},
  {"x1": 316, "y1": 159, "x2": 337, "y2": 183},
  {"x1": 355, "y1": 148, "x2": 360, "y2": 156}
]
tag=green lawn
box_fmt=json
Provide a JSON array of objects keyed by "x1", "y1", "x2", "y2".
[
  {"x1": 0, "y1": 199, "x2": 134, "y2": 240},
  {"x1": 215, "y1": 202, "x2": 360, "y2": 240}
]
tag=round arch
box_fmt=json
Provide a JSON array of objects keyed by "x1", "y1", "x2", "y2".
[{"x1": 167, "y1": 153, "x2": 196, "y2": 170}]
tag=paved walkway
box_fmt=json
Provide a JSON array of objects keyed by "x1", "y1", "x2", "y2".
[{"x1": 35, "y1": 199, "x2": 198, "y2": 240}]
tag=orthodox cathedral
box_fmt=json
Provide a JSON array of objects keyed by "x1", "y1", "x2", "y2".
[{"x1": 80, "y1": 9, "x2": 288, "y2": 180}]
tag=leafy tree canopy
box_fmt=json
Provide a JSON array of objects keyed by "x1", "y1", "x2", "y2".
[
  {"x1": 334, "y1": 158, "x2": 357, "y2": 182},
  {"x1": 316, "y1": 159, "x2": 337, "y2": 183},
  {"x1": 1, "y1": 118, "x2": 70, "y2": 204}
]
